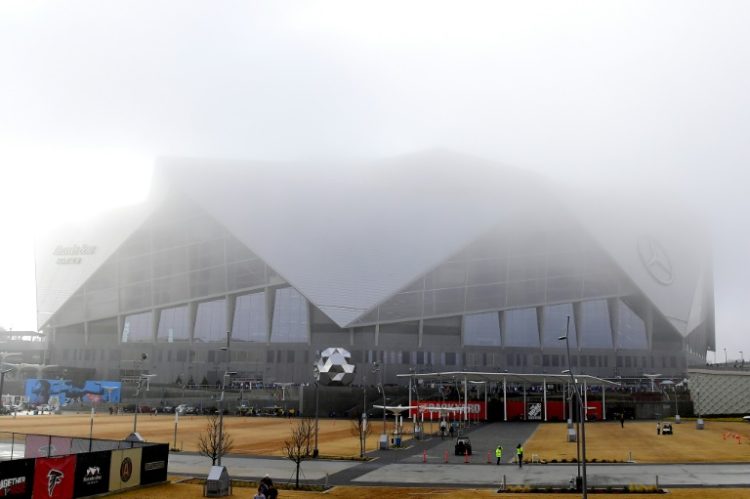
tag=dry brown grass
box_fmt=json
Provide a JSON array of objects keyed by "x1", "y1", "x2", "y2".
[
  {"x1": 526, "y1": 420, "x2": 750, "y2": 463},
  {"x1": 0, "y1": 413, "x2": 395, "y2": 458}
]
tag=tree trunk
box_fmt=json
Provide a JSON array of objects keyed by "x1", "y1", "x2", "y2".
[{"x1": 295, "y1": 460, "x2": 300, "y2": 488}]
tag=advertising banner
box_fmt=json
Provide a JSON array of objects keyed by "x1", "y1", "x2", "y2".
[
  {"x1": 108, "y1": 448, "x2": 142, "y2": 492},
  {"x1": 506, "y1": 400, "x2": 603, "y2": 420},
  {"x1": 25, "y1": 380, "x2": 121, "y2": 407},
  {"x1": 410, "y1": 401, "x2": 487, "y2": 420},
  {"x1": 73, "y1": 450, "x2": 111, "y2": 498},
  {"x1": 139, "y1": 444, "x2": 169, "y2": 485},
  {"x1": 24, "y1": 436, "x2": 72, "y2": 459},
  {"x1": 32, "y1": 455, "x2": 76, "y2": 499},
  {"x1": 0, "y1": 458, "x2": 35, "y2": 498}
]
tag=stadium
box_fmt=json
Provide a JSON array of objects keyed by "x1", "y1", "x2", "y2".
[{"x1": 34, "y1": 150, "x2": 714, "y2": 387}]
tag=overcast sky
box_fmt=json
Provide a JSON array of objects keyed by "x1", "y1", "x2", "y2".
[{"x1": 0, "y1": 1, "x2": 747, "y2": 361}]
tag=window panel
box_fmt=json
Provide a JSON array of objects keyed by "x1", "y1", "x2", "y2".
[
  {"x1": 194, "y1": 300, "x2": 226, "y2": 342},
  {"x1": 424, "y1": 261, "x2": 466, "y2": 290},
  {"x1": 157, "y1": 306, "x2": 190, "y2": 342},
  {"x1": 122, "y1": 311, "x2": 152, "y2": 343},
  {"x1": 542, "y1": 304, "x2": 578, "y2": 348},
  {"x1": 504, "y1": 308, "x2": 540, "y2": 347},
  {"x1": 423, "y1": 287, "x2": 465, "y2": 316},
  {"x1": 189, "y1": 267, "x2": 226, "y2": 298},
  {"x1": 580, "y1": 300, "x2": 613, "y2": 348},
  {"x1": 465, "y1": 284, "x2": 506, "y2": 312},
  {"x1": 232, "y1": 292, "x2": 268, "y2": 343},
  {"x1": 617, "y1": 300, "x2": 648, "y2": 349},
  {"x1": 153, "y1": 246, "x2": 188, "y2": 278},
  {"x1": 227, "y1": 260, "x2": 267, "y2": 291},
  {"x1": 153, "y1": 274, "x2": 189, "y2": 305},
  {"x1": 546, "y1": 276, "x2": 583, "y2": 303},
  {"x1": 464, "y1": 312, "x2": 501, "y2": 347},
  {"x1": 506, "y1": 279, "x2": 545, "y2": 308},
  {"x1": 378, "y1": 292, "x2": 423, "y2": 322},
  {"x1": 270, "y1": 288, "x2": 309, "y2": 343}
]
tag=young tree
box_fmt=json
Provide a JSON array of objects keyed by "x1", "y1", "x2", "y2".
[
  {"x1": 284, "y1": 417, "x2": 315, "y2": 488},
  {"x1": 350, "y1": 411, "x2": 373, "y2": 458},
  {"x1": 197, "y1": 412, "x2": 233, "y2": 465}
]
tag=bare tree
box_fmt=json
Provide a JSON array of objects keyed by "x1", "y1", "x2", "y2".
[
  {"x1": 284, "y1": 417, "x2": 315, "y2": 488},
  {"x1": 350, "y1": 411, "x2": 373, "y2": 458},
  {"x1": 197, "y1": 412, "x2": 233, "y2": 465}
]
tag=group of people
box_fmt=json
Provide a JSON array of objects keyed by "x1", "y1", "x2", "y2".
[
  {"x1": 254, "y1": 475, "x2": 278, "y2": 499},
  {"x1": 495, "y1": 443, "x2": 524, "y2": 467}
]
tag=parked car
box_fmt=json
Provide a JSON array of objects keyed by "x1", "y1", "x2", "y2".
[
  {"x1": 662, "y1": 423, "x2": 673, "y2": 435},
  {"x1": 454, "y1": 436, "x2": 472, "y2": 456}
]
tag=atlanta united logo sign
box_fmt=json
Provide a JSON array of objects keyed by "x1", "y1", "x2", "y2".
[{"x1": 120, "y1": 457, "x2": 133, "y2": 482}]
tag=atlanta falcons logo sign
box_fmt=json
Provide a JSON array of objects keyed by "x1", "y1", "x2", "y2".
[{"x1": 47, "y1": 469, "x2": 64, "y2": 496}]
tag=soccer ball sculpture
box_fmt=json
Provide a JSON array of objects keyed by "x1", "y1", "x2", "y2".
[{"x1": 314, "y1": 348, "x2": 356, "y2": 386}]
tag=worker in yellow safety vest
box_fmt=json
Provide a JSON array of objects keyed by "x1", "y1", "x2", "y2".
[
  {"x1": 495, "y1": 445, "x2": 503, "y2": 465},
  {"x1": 516, "y1": 444, "x2": 524, "y2": 468}
]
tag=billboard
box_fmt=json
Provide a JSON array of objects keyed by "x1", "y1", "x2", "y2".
[{"x1": 24, "y1": 380, "x2": 121, "y2": 407}]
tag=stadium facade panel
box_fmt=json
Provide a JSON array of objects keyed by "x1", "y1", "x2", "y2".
[{"x1": 35, "y1": 152, "x2": 714, "y2": 385}]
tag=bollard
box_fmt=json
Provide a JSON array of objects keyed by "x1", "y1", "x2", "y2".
[
  {"x1": 325, "y1": 473, "x2": 329, "y2": 489},
  {"x1": 444, "y1": 450, "x2": 449, "y2": 463},
  {"x1": 423, "y1": 450, "x2": 427, "y2": 463},
  {"x1": 656, "y1": 475, "x2": 659, "y2": 489},
  {"x1": 502, "y1": 475, "x2": 506, "y2": 490},
  {"x1": 464, "y1": 449, "x2": 470, "y2": 464}
]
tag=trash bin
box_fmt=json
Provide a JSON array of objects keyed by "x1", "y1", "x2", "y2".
[
  {"x1": 696, "y1": 418, "x2": 704, "y2": 430},
  {"x1": 567, "y1": 428, "x2": 577, "y2": 442},
  {"x1": 395, "y1": 436, "x2": 402, "y2": 447}
]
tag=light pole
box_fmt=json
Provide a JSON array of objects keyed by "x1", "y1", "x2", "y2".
[
  {"x1": 740, "y1": 351, "x2": 744, "y2": 366},
  {"x1": 217, "y1": 370, "x2": 237, "y2": 466},
  {"x1": 372, "y1": 362, "x2": 386, "y2": 435},
  {"x1": 724, "y1": 348, "x2": 727, "y2": 365},
  {"x1": 313, "y1": 364, "x2": 320, "y2": 458},
  {"x1": 559, "y1": 315, "x2": 587, "y2": 498},
  {"x1": 132, "y1": 374, "x2": 157, "y2": 434}
]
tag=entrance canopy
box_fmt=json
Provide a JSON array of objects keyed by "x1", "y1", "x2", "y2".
[{"x1": 396, "y1": 370, "x2": 620, "y2": 386}]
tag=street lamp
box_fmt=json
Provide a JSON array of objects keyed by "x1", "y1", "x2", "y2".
[
  {"x1": 559, "y1": 315, "x2": 588, "y2": 498},
  {"x1": 217, "y1": 370, "x2": 237, "y2": 466},
  {"x1": 724, "y1": 348, "x2": 727, "y2": 365},
  {"x1": 740, "y1": 351, "x2": 744, "y2": 366},
  {"x1": 132, "y1": 374, "x2": 157, "y2": 435}
]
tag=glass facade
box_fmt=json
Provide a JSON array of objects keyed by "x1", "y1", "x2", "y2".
[{"x1": 45, "y1": 191, "x2": 691, "y2": 385}]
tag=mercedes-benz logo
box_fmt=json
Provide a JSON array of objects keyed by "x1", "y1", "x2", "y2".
[{"x1": 637, "y1": 236, "x2": 673, "y2": 285}]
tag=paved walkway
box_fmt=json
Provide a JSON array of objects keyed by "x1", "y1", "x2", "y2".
[{"x1": 6, "y1": 422, "x2": 750, "y2": 488}]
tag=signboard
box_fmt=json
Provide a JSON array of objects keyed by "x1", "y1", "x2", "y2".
[
  {"x1": 73, "y1": 451, "x2": 111, "y2": 498},
  {"x1": 32, "y1": 456, "x2": 76, "y2": 499},
  {"x1": 108, "y1": 448, "x2": 142, "y2": 492},
  {"x1": 139, "y1": 445, "x2": 168, "y2": 486},
  {"x1": 25, "y1": 380, "x2": 121, "y2": 407},
  {"x1": 0, "y1": 458, "x2": 34, "y2": 498},
  {"x1": 410, "y1": 401, "x2": 487, "y2": 420}
]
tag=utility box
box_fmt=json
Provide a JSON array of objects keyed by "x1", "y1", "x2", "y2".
[
  {"x1": 567, "y1": 428, "x2": 577, "y2": 442},
  {"x1": 204, "y1": 466, "x2": 231, "y2": 497},
  {"x1": 696, "y1": 418, "x2": 705, "y2": 430},
  {"x1": 379, "y1": 433, "x2": 389, "y2": 450}
]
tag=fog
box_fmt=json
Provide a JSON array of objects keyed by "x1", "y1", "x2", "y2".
[{"x1": 0, "y1": 1, "x2": 748, "y2": 358}]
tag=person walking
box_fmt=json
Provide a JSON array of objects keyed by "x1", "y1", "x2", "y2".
[
  {"x1": 516, "y1": 443, "x2": 524, "y2": 468},
  {"x1": 657, "y1": 421, "x2": 661, "y2": 435},
  {"x1": 619, "y1": 412, "x2": 625, "y2": 428},
  {"x1": 495, "y1": 445, "x2": 503, "y2": 465}
]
